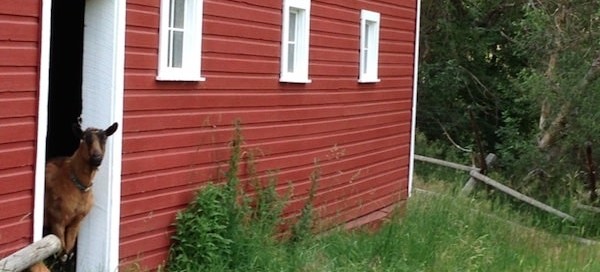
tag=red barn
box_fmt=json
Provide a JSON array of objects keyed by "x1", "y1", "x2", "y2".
[{"x1": 0, "y1": 0, "x2": 421, "y2": 270}]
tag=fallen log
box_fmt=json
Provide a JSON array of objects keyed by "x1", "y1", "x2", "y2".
[{"x1": 0, "y1": 234, "x2": 60, "y2": 272}]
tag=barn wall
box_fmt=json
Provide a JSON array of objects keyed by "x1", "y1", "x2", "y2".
[
  {"x1": 0, "y1": 0, "x2": 40, "y2": 257},
  {"x1": 121, "y1": 0, "x2": 417, "y2": 268}
]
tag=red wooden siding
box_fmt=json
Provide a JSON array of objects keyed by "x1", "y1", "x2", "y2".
[
  {"x1": 121, "y1": 0, "x2": 417, "y2": 269},
  {"x1": 0, "y1": 0, "x2": 40, "y2": 258}
]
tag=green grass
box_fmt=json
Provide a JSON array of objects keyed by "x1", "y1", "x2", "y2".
[
  {"x1": 168, "y1": 124, "x2": 600, "y2": 271},
  {"x1": 168, "y1": 180, "x2": 600, "y2": 271}
]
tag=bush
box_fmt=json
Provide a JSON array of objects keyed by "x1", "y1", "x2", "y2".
[{"x1": 167, "y1": 121, "x2": 317, "y2": 271}]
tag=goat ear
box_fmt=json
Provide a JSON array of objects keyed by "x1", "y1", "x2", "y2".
[
  {"x1": 105, "y1": 122, "x2": 119, "y2": 137},
  {"x1": 72, "y1": 123, "x2": 83, "y2": 139}
]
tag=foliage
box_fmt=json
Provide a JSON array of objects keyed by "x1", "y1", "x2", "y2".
[
  {"x1": 418, "y1": 0, "x2": 532, "y2": 153},
  {"x1": 319, "y1": 189, "x2": 600, "y2": 272},
  {"x1": 167, "y1": 121, "x2": 319, "y2": 271},
  {"x1": 289, "y1": 160, "x2": 320, "y2": 245},
  {"x1": 418, "y1": 0, "x2": 600, "y2": 205}
]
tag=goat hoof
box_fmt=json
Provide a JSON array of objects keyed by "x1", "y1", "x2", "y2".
[{"x1": 60, "y1": 252, "x2": 74, "y2": 262}]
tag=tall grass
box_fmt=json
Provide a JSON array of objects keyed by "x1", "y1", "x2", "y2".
[
  {"x1": 167, "y1": 124, "x2": 600, "y2": 271},
  {"x1": 318, "y1": 191, "x2": 600, "y2": 272}
]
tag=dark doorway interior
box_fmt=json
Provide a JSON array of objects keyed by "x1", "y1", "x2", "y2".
[
  {"x1": 45, "y1": 0, "x2": 85, "y2": 271},
  {"x1": 46, "y1": 0, "x2": 85, "y2": 160}
]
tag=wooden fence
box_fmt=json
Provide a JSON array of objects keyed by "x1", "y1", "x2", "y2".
[
  {"x1": 0, "y1": 234, "x2": 60, "y2": 272},
  {"x1": 414, "y1": 154, "x2": 576, "y2": 222}
]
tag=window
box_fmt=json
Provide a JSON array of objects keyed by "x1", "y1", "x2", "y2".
[
  {"x1": 280, "y1": 0, "x2": 311, "y2": 83},
  {"x1": 359, "y1": 10, "x2": 380, "y2": 83},
  {"x1": 157, "y1": 0, "x2": 205, "y2": 81}
]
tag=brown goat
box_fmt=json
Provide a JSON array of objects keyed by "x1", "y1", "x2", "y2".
[{"x1": 44, "y1": 122, "x2": 118, "y2": 260}]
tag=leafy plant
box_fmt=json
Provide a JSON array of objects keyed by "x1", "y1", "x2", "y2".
[{"x1": 167, "y1": 120, "x2": 306, "y2": 271}]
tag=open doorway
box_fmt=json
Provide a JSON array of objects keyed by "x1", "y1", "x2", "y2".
[
  {"x1": 37, "y1": 0, "x2": 125, "y2": 270},
  {"x1": 45, "y1": 0, "x2": 86, "y2": 270},
  {"x1": 46, "y1": 0, "x2": 84, "y2": 160}
]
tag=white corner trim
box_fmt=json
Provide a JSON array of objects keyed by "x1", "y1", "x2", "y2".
[
  {"x1": 76, "y1": 0, "x2": 125, "y2": 270},
  {"x1": 407, "y1": 0, "x2": 422, "y2": 197},
  {"x1": 33, "y1": 0, "x2": 53, "y2": 243}
]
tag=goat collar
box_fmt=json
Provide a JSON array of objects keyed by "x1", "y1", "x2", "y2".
[{"x1": 70, "y1": 171, "x2": 92, "y2": 192}]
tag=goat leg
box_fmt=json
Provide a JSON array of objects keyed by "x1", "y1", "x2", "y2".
[{"x1": 64, "y1": 215, "x2": 85, "y2": 256}]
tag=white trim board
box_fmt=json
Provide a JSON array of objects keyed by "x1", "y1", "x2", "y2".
[
  {"x1": 77, "y1": 0, "x2": 125, "y2": 270},
  {"x1": 407, "y1": 0, "x2": 422, "y2": 197},
  {"x1": 33, "y1": 0, "x2": 52, "y2": 243}
]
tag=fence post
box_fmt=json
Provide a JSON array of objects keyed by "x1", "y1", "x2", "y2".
[{"x1": 460, "y1": 153, "x2": 496, "y2": 196}]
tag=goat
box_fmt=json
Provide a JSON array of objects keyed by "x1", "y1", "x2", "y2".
[{"x1": 43, "y1": 121, "x2": 118, "y2": 260}]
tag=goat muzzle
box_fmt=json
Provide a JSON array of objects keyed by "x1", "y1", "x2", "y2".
[{"x1": 90, "y1": 154, "x2": 103, "y2": 167}]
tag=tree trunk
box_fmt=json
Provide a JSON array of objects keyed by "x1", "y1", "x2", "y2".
[{"x1": 537, "y1": 55, "x2": 600, "y2": 149}]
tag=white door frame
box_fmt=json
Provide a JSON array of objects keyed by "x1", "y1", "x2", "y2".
[{"x1": 35, "y1": 0, "x2": 125, "y2": 270}]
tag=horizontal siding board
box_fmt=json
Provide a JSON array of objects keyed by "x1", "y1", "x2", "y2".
[
  {"x1": 281, "y1": 152, "x2": 408, "y2": 209},
  {"x1": 126, "y1": 5, "x2": 159, "y2": 29},
  {"x1": 121, "y1": 185, "x2": 197, "y2": 217},
  {"x1": 0, "y1": 44, "x2": 38, "y2": 67},
  {"x1": 205, "y1": 1, "x2": 279, "y2": 26},
  {"x1": 124, "y1": 89, "x2": 409, "y2": 111},
  {"x1": 0, "y1": 93, "x2": 36, "y2": 118},
  {"x1": 0, "y1": 118, "x2": 35, "y2": 144},
  {"x1": 0, "y1": 0, "x2": 39, "y2": 256},
  {"x1": 119, "y1": 249, "x2": 169, "y2": 272},
  {"x1": 203, "y1": 36, "x2": 279, "y2": 58},
  {"x1": 119, "y1": 230, "x2": 173, "y2": 263},
  {"x1": 0, "y1": 219, "x2": 32, "y2": 249},
  {"x1": 204, "y1": 18, "x2": 280, "y2": 42},
  {"x1": 0, "y1": 143, "x2": 34, "y2": 169},
  {"x1": 0, "y1": 191, "x2": 33, "y2": 220},
  {"x1": 313, "y1": 169, "x2": 407, "y2": 218},
  {"x1": 312, "y1": 2, "x2": 357, "y2": 24},
  {"x1": 0, "y1": 0, "x2": 39, "y2": 17},
  {"x1": 122, "y1": 110, "x2": 406, "y2": 153},
  {"x1": 121, "y1": 133, "x2": 409, "y2": 198},
  {"x1": 0, "y1": 167, "x2": 33, "y2": 195},
  {"x1": 0, "y1": 19, "x2": 38, "y2": 42},
  {"x1": 120, "y1": 0, "x2": 417, "y2": 267},
  {"x1": 0, "y1": 71, "x2": 38, "y2": 92},
  {"x1": 125, "y1": 49, "x2": 156, "y2": 70},
  {"x1": 203, "y1": 56, "x2": 278, "y2": 75},
  {"x1": 125, "y1": 28, "x2": 157, "y2": 49},
  {"x1": 121, "y1": 122, "x2": 409, "y2": 175},
  {"x1": 119, "y1": 208, "x2": 177, "y2": 239}
]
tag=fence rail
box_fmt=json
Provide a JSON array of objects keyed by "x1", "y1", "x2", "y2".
[
  {"x1": 414, "y1": 154, "x2": 576, "y2": 223},
  {"x1": 0, "y1": 234, "x2": 60, "y2": 272}
]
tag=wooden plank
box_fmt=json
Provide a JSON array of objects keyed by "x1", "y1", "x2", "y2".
[
  {"x1": 414, "y1": 155, "x2": 479, "y2": 172},
  {"x1": 469, "y1": 170, "x2": 576, "y2": 222},
  {"x1": 0, "y1": 0, "x2": 39, "y2": 17},
  {"x1": 0, "y1": 235, "x2": 61, "y2": 272}
]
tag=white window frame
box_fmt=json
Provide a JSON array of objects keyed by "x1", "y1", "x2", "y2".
[
  {"x1": 157, "y1": 0, "x2": 205, "y2": 81},
  {"x1": 359, "y1": 10, "x2": 381, "y2": 83},
  {"x1": 280, "y1": 0, "x2": 311, "y2": 83}
]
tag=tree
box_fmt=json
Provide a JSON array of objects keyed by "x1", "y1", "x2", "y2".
[
  {"x1": 418, "y1": 0, "x2": 600, "y2": 202},
  {"x1": 418, "y1": 0, "x2": 531, "y2": 159}
]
